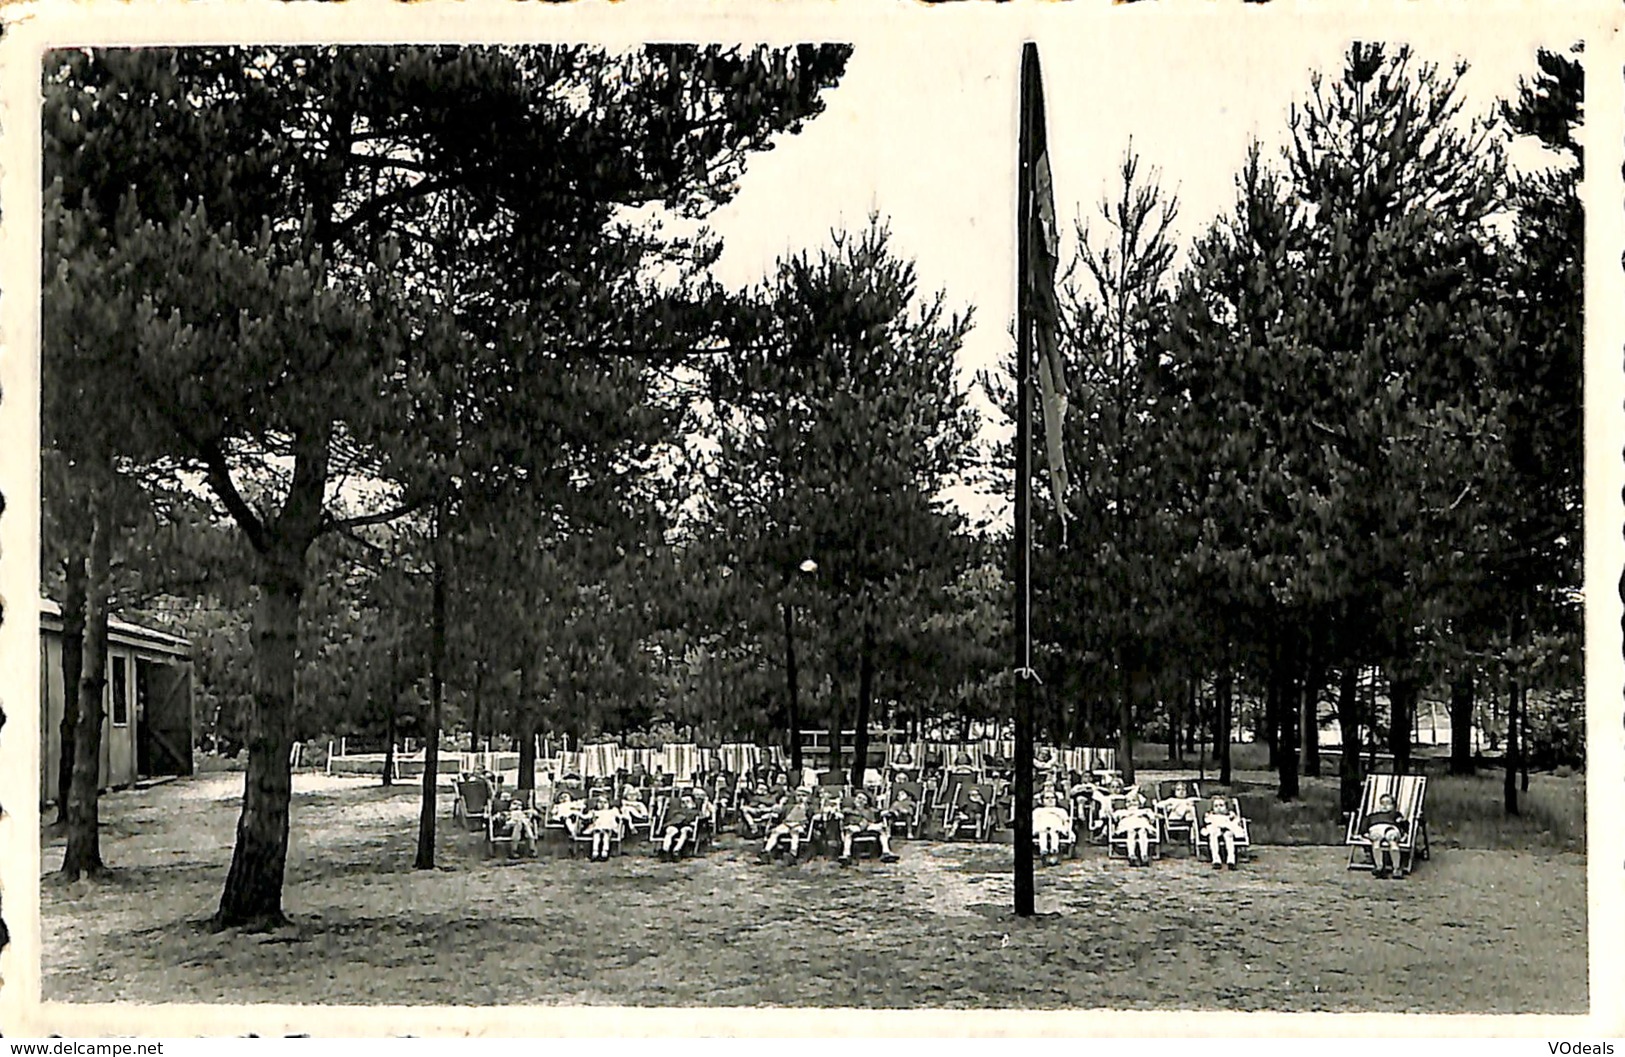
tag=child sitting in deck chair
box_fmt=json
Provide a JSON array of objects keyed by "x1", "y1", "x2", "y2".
[
  {"x1": 1202, "y1": 795, "x2": 1246, "y2": 871},
  {"x1": 1089, "y1": 776, "x2": 1124, "y2": 840},
  {"x1": 550, "y1": 785, "x2": 586, "y2": 837},
  {"x1": 585, "y1": 793, "x2": 623, "y2": 862},
  {"x1": 881, "y1": 783, "x2": 919, "y2": 836},
  {"x1": 946, "y1": 784, "x2": 990, "y2": 839},
  {"x1": 618, "y1": 784, "x2": 649, "y2": 831},
  {"x1": 762, "y1": 788, "x2": 813, "y2": 863},
  {"x1": 1159, "y1": 781, "x2": 1200, "y2": 827},
  {"x1": 1360, "y1": 793, "x2": 1409, "y2": 878},
  {"x1": 493, "y1": 794, "x2": 538, "y2": 858},
  {"x1": 1033, "y1": 785, "x2": 1073, "y2": 866},
  {"x1": 838, "y1": 790, "x2": 899, "y2": 864},
  {"x1": 1113, "y1": 790, "x2": 1158, "y2": 866},
  {"x1": 658, "y1": 790, "x2": 701, "y2": 861},
  {"x1": 738, "y1": 781, "x2": 782, "y2": 838}
]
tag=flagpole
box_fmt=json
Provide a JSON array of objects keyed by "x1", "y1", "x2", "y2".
[{"x1": 1012, "y1": 41, "x2": 1039, "y2": 920}]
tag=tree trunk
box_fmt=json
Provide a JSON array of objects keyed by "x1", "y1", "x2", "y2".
[
  {"x1": 1117, "y1": 644, "x2": 1136, "y2": 785},
  {"x1": 383, "y1": 696, "x2": 397, "y2": 787},
  {"x1": 1448, "y1": 670, "x2": 1476, "y2": 775},
  {"x1": 382, "y1": 642, "x2": 400, "y2": 788},
  {"x1": 784, "y1": 602, "x2": 802, "y2": 772},
  {"x1": 1275, "y1": 653, "x2": 1300, "y2": 802},
  {"x1": 1519, "y1": 684, "x2": 1530, "y2": 792},
  {"x1": 1337, "y1": 664, "x2": 1363, "y2": 816},
  {"x1": 517, "y1": 665, "x2": 536, "y2": 793},
  {"x1": 470, "y1": 660, "x2": 484, "y2": 757},
  {"x1": 1117, "y1": 692, "x2": 1135, "y2": 785},
  {"x1": 1263, "y1": 674, "x2": 1280, "y2": 769},
  {"x1": 60, "y1": 506, "x2": 112, "y2": 881},
  {"x1": 211, "y1": 549, "x2": 304, "y2": 931},
  {"x1": 827, "y1": 693, "x2": 844, "y2": 779},
  {"x1": 415, "y1": 553, "x2": 446, "y2": 870},
  {"x1": 1504, "y1": 677, "x2": 1520, "y2": 816},
  {"x1": 1365, "y1": 668, "x2": 1380, "y2": 772},
  {"x1": 1183, "y1": 679, "x2": 1198, "y2": 757},
  {"x1": 1301, "y1": 668, "x2": 1321, "y2": 778},
  {"x1": 1387, "y1": 667, "x2": 1417, "y2": 775},
  {"x1": 55, "y1": 551, "x2": 88, "y2": 826},
  {"x1": 1216, "y1": 670, "x2": 1233, "y2": 786},
  {"x1": 1167, "y1": 682, "x2": 1181, "y2": 766},
  {"x1": 850, "y1": 613, "x2": 875, "y2": 790}
]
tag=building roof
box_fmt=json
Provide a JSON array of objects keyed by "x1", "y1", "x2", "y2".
[{"x1": 39, "y1": 598, "x2": 191, "y2": 658}]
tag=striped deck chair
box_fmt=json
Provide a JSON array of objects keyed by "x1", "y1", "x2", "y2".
[
  {"x1": 623, "y1": 748, "x2": 656, "y2": 777},
  {"x1": 720, "y1": 743, "x2": 761, "y2": 777},
  {"x1": 887, "y1": 742, "x2": 924, "y2": 779},
  {"x1": 662, "y1": 743, "x2": 701, "y2": 783},
  {"x1": 582, "y1": 743, "x2": 621, "y2": 781},
  {"x1": 1346, "y1": 774, "x2": 1429, "y2": 874}
]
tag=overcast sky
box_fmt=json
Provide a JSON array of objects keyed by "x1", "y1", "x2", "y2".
[{"x1": 706, "y1": 22, "x2": 1582, "y2": 526}]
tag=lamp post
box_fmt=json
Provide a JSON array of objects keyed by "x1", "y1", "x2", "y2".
[{"x1": 784, "y1": 558, "x2": 818, "y2": 774}]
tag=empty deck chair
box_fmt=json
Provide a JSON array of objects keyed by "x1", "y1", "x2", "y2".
[
  {"x1": 662, "y1": 743, "x2": 702, "y2": 784},
  {"x1": 453, "y1": 774, "x2": 498, "y2": 833},
  {"x1": 1346, "y1": 774, "x2": 1429, "y2": 874}
]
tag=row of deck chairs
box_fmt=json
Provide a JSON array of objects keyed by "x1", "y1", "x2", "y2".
[
  {"x1": 455, "y1": 765, "x2": 1430, "y2": 872},
  {"x1": 454, "y1": 771, "x2": 731, "y2": 859}
]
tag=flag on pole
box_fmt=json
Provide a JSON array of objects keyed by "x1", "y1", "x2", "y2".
[{"x1": 1021, "y1": 48, "x2": 1069, "y2": 538}]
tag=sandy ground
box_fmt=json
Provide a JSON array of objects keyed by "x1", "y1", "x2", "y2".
[{"x1": 39, "y1": 772, "x2": 1587, "y2": 1011}]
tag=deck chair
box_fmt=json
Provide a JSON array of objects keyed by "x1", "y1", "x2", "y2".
[
  {"x1": 840, "y1": 793, "x2": 886, "y2": 861},
  {"x1": 1195, "y1": 796, "x2": 1252, "y2": 863},
  {"x1": 1108, "y1": 798, "x2": 1162, "y2": 861},
  {"x1": 937, "y1": 770, "x2": 972, "y2": 829},
  {"x1": 1345, "y1": 774, "x2": 1429, "y2": 873},
  {"x1": 882, "y1": 780, "x2": 925, "y2": 839},
  {"x1": 646, "y1": 790, "x2": 672, "y2": 852},
  {"x1": 1032, "y1": 794, "x2": 1079, "y2": 860},
  {"x1": 452, "y1": 775, "x2": 497, "y2": 833},
  {"x1": 1087, "y1": 790, "x2": 1126, "y2": 845},
  {"x1": 803, "y1": 785, "x2": 845, "y2": 856},
  {"x1": 691, "y1": 792, "x2": 719, "y2": 855},
  {"x1": 543, "y1": 781, "x2": 586, "y2": 839},
  {"x1": 944, "y1": 782, "x2": 994, "y2": 841},
  {"x1": 1156, "y1": 779, "x2": 1205, "y2": 851},
  {"x1": 484, "y1": 789, "x2": 539, "y2": 858}
]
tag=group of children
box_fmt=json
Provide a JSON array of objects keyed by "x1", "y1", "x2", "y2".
[
  {"x1": 1025, "y1": 772, "x2": 1249, "y2": 869},
  {"x1": 752, "y1": 783, "x2": 901, "y2": 865},
  {"x1": 473, "y1": 756, "x2": 1253, "y2": 873}
]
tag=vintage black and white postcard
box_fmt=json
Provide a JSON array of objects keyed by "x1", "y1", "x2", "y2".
[{"x1": 0, "y1": 0, "x2": 1620, "y2": 1040}]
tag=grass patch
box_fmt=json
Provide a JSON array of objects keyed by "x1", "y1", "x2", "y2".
[{"x1": 39, "y1": 771, "x2": 1588, "y2": 1013}]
